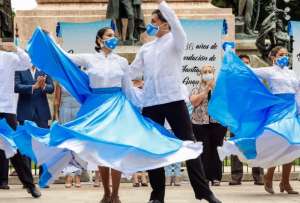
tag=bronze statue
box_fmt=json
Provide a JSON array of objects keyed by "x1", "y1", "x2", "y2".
[
  {"x1": 237, "y1": 0, "x2": 254, "y2": 35},
  {"x1": 0, "y1": 0, "x2": 14, "y2": 41},
  {"x1": 132, "y1": 0, "x2": 146, "y2": 43},
  {"x1": 212, "y1": 0, "x2": 256, "y2": 35},
  {"x1": 106, "y1": 0, "x2": 145, "y2": 45},
  {"x1": 255, "y1": 0, "x2": 290, "y2": 60}
]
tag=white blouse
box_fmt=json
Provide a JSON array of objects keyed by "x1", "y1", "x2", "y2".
[
  {"x1": 252, "y1": 65, "x2": 300, "y2": 111},
  {"x1": 67, "y1": 51, "x2": 142, "y2": 107}
]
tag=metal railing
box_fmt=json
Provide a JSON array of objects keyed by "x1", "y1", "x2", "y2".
[{"x1": 222, "y1": 157, "x2": 300, "y2": 173}]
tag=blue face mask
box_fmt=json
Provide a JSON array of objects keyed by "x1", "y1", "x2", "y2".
[
  {"x1": 104, "y1": 37, "x2": 119, "y2": 50},
  {"x1": 146, "y1": 23, "x2": 159, "y2": 36},
  {"x1": 276, "y1": 55, "x2": 289, "y2": 68}
]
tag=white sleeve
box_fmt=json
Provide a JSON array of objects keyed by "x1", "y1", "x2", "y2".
[
  {"x1": 121, "y1": 59, "x2": 144, "y2": 108},
  {"x1": 68, "y1": 53, "x2": 91, "y2": 68},
  {"x1": 159, "y1": 1, "x2": 187, "y2": 52},
  {"x1": 14, "y1": 48, "x2": 32, "y2": 71},
  {"x1": 55, "y1": 43, "x2": 90, "y2": 68},
  {"x1": 129, "y1": 48, "x2": 144, "y2": 79},
  {"x1": 251, "y1": 67, "x2": 273, "y2": 80}
]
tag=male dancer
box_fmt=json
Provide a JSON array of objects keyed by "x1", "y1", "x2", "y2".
[
  {"x1": 0, "y1": 41, "x2": 41, "y2": 198},
  {"x1": 130, "y1": 1, "x2": 221, "y2": 203}
]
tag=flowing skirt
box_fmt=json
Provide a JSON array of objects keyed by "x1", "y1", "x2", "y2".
[
  {"x1": 3, "y1": 27, "x2": 202, "y2": 187},
  {"x1": 11, "y1": 87, "x2": 202, "y2": 187},
  {"x1": 0, "y1": 119, "x2": 17, "y2": 159},
  {"x1": 209, "y1": 50, "x2": 300, "y2": 168}
]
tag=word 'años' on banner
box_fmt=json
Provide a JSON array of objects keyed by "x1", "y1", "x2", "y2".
[{"x1": 182, "y1": 42, "x2": 219, "y2": 89}]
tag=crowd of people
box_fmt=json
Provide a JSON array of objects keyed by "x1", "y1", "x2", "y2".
[{"x1": 0, "y1": 0, "x2": 300, "y2": 203}]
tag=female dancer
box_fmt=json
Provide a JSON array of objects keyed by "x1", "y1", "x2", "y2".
[
  {"x1": 252, "y1": 47, "x2": 298, "y2": 194},
  {"x1": 10, "y1": 25, "x2": 202, "y2": 203},
  {"x1": 209, "y1": 46, "x2": 300, "y2": 194}
]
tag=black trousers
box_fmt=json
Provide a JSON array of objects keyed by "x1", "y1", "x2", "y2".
[
  {"x1": 229, "y1": 133, "x2": 264, "y2": 182},
  {"x1": 19, "y1": 120, "x2": 48, "y2": 177},
  {"x1": 231, "y1": 155, "x2": 264, "y2": 182},
  {"x1": 193, "y1": 123, "x2": 227, "y2": 182},
  {"x1": 142, "y1": 100, "x2": 212, "y2": 202},
  {"x1": 0, "y1": 113, "x2": 35, "y2": 188}
]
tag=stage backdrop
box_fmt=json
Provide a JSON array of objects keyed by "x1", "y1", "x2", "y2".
[
  {"x1": 288, "y1": 21, "x2": 300, "y2": 78},
  {"x1": 57, "y1": 19, "x2": 226, "y2": 92}
]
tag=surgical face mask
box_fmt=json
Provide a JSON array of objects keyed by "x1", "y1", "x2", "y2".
[
  {"x1": 276, "y1": 55, "x2": 289, "y2": 68},
  {"x1": 103, "y1": 37, "x2": 119, "y2": 50},
  {"x1": 202, "y1": 73, "x2": 214, "y2": 81},
  {"x1": 146, "y1": 23, "x2": 159, "y2": 36}
]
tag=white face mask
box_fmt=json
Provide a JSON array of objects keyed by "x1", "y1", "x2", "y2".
[{"x1": 202, "y1": 73, "x2": 214, "y2": 81}]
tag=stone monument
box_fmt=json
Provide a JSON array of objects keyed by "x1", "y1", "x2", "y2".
[
  {"x1": 0, "y1": 0, "x2": 14, "y2": 41},
  {"x1": 15, "y1": 0, "x2": 235, "y2": 45}
]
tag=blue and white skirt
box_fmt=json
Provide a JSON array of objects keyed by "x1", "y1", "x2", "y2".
[
  {"x1": 209, "y1": 50, "x2": 300, "y2": 168},
  {"x1": 8, "y1": 87, "x2": 202, "y2": 187},
  {"x1": 0, "y1": 119, "x2": 17, "y2": 159}
]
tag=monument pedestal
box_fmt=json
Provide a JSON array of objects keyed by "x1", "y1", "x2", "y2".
[{"x1": 15, "y1": 0, "x2": 234, "y2": 44}]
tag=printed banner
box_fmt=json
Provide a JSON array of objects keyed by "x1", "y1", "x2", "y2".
[
  {"x1": 181, "y1": 19, "x2": 226, "y2": 92},
  {"x1": 288, "y1": 21, "x2": 300, "y2": 78}
]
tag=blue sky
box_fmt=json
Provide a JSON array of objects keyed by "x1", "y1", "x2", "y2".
[{"x1": 11, "y1": 0, "x2": 37, "y2": 10}]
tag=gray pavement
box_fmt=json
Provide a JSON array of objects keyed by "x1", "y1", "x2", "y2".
[{"x1": 1, "y1": 182, "x2": 300, "y2": 203}]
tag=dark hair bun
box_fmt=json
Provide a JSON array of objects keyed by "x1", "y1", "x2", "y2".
[{"x1": 95, "y1": 27, "x2": 112, "y2": 52}]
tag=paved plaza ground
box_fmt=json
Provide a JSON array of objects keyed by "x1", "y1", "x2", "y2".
[{"x1": 1, "y1": 182, "x2": 300, "y2": 203}]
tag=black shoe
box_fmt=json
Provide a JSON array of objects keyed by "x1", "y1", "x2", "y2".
[
  {"x1": 229, "y1": 180, "x2": 241, "y2": 186},
  {"x1": 254, "y1": 177, "x2": 264, "y2": 185},
  {"x1": 0, "y1": 184, "x2": 10, "y2": 190},
  {"x1": 254, "y1": 181, "x2": 264, "y2": 185},
  {"x1": 123, "y1": 39, "x2": 135, "y2": 46},
  {"x1": 27, "y1": 187, "x2": 41, "y2": 198},
  {"x1": 212, "y1": 180, "x2": 221, "y2": 186},
  {"x1": 148, "y1": 200, "x2": 163, "y2": 203},
  {"x1": 204, "y1": 194, "x2": 222, "y2": 203}
]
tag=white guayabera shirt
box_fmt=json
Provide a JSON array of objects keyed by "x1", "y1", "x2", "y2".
[
  {"x1": 0, "y1": 48, "x2": 32, "y2": 114},
  {"x1": 130, "y1": 1, "x2": 187, "y2": 107}
]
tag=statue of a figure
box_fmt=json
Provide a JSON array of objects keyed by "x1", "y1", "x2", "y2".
[
  {"x1": 106, "y1": 0, "x2": 145, "y2": 45},
  {"x1": 212, "y1": 0, "x2": 256, "y2": 35},
  {"x1": 0, "y1": 0, "x2": 14, "y2": 41},
  {"x1": 211, "y1": 0, "x2": 236, "y2": 9},
  {"x1": 256, "y1": 0, "x2": 290, "y2": 60},
  {"x1": 237, "y1": 0, "x2": 254, "y2": 35}
]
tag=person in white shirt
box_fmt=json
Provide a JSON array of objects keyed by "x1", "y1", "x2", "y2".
[
  {"x1": 130, "y1": 1, "x2": 221, "y2": 203},
  {"x1": 0, "y1": 41, "x2": 41, "y2": 198}
]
